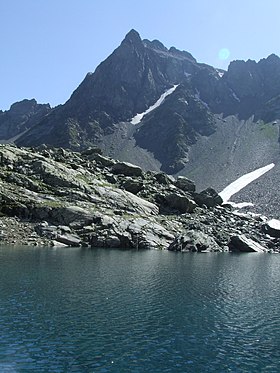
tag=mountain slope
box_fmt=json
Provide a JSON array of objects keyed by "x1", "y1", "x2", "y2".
[
  {"x1": 0, "y1": 99, "x2": 51, "y2": 142},
  {"x1": 10, "y1": 29, "x2": 280, "y2": 216}
]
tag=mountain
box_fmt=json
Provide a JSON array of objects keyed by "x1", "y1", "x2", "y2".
[
  {"x1": 0, "y1": 99, "x2": 51, "y2": 142},
  {"x1": 4, "y1": 29, "x2": 280, "y2": 216},
  {"x1": 15, "y1": 29, "x2": 220, "y2": 171}
]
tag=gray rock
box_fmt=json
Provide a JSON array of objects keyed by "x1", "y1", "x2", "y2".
[
  {"x1": 229, "y1": 235, "x2": 267, "y2": 252},
  {"x1": 194, "y1": 187, "x2": 223, "y2": 208},
  {"x1": 111, "y1": 161, "x2": 143, "y2": 177},
  {"x1": 168, "y1": 231, "x2": 220, "y2": 252},
  {"x1": 175, "y1": 176, "x2": 196, "y2": 192},
  {"x1": 165, "y1": 193, "x2": 197, "y2": 213},
  {"x1": 105, "y1": 235, "x2": 121, "y2": 248},
  {"x1": 90, "y1": 153, "x2": 115, "y2": 167},
  {"x1": 122, "y1": 178, "x2": 143, "y2": 194},
  {"x1": 154, "y1": 172, "x2": 174, "y2": 185},
  {"x1": 81, "y1": 147, "x2": 102, "y2": 156},
  {"x1": 56, "y1": 233, "x2": 81, "y2": 247}
]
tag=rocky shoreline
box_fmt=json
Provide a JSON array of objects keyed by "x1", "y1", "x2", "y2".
[{"x1": 0, "y1": 144, "x2": 280, "y2": 253}]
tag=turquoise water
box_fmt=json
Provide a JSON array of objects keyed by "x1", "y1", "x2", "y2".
[{"x1": 0, "y1": 247, "x2": 280, "y2": 372}]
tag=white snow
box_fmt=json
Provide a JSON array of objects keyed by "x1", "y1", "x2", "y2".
[
  {"x1": 219, "y1": 163, "x2": 275, "y2": 203},
  {"x1": 184, "y1": 72, "x2": 192, "y2": 78},
  {"x1": 230, "y1": 89, "x2": 240, "y2": 102},
  {"x1": 131, "y1": 85, "x2": 179, "y2": 125},
  {"x1": 267, "y1": 219, "x2": 280, "y2": 230},
  {"x1": 216, "y1": 70, "x2": 224, "y2": 78},
  {"x1": 225, "y1": 201, "x2": 254, "y2": 208}
]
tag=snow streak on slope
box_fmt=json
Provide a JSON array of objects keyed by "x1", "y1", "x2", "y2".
[
  {"x1": 131, "y1": 85, "x2": 179, "y2": 125},
  {"x1": 219, "y1": 163, "x2": 275, "y2": 203}
]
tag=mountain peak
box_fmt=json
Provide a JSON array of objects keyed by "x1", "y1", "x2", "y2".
[{"x1": 123, "y1": 29, "x2": 142, "y2": 43}]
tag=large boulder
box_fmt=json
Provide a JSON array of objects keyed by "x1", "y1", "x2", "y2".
[
  {"x1": 164, "y1": 193, "x2": 197, "y2": 213},
  {"x1": 111, "y1": 161, "x2": 143, "y2": 177},
  {"x1": 194, "y1": 187, "x2": 223, "y2": 208},
  {"x1": 175, "y1": 176, "x2": 196, "y2": 192},
  {"x1": 229, "y1": 235, "x2": 267, "y2": 252}
]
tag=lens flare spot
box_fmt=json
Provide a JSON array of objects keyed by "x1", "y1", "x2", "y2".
[{"x1": 219, "y1": 48, "x2": 230, "y2": 60}]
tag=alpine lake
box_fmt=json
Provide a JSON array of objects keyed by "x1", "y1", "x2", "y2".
[{"x1": 0, "y1": 246, "x2": 280, "y2": 372}]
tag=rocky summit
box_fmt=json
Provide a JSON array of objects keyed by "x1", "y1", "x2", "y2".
[
  {"x1": 0, "y1": 144, "x2": 280, "y2": 253},
  {"x1": 2, "y1": 30, "x2": 280, "y2": 216}
]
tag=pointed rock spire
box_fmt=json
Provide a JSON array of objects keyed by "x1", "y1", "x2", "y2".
[{"x1": 124, "y1": 29, "x2": 142, "y2": 43}]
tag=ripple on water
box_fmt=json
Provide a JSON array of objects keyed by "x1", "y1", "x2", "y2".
[{"x1": 0, "y1": 248, "x2": 280, "y2": 372}]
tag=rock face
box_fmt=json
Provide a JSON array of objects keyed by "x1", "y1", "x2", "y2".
[
  {"x1": 0, "y1": 144, "x2": 280, "y2": 252},
  {"x1": 228, "y1": 235, "x2": 267, "y2": 253},
  {"x1": 0, "y1": 99, "x2": 51, "y2": 141}
]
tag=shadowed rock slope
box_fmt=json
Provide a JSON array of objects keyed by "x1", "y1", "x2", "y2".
[
  {"x1": 0, "y1": 144, "x2": 279, "y2": 252},
  {"x1": 0, "y1": 99, "x2": 51, "y2": 141}
]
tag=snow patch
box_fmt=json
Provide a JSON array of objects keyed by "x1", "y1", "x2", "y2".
[
  {"x1": 267, "y1": 219, "x2": 280, "y2": 230},
  {"x1": 184, "y1": 72, "x2": 192, "y2": 78},
  {"x1": 230, "y1": 89, "x2": 240, "y2": 102},
  {"x1": 225, "y1": 201, "x2": 254, "y2": 209},
  {"x1": 219, "y1": 163, "x2": 275, "y2": 203},
  {"x1": 216, "y1": 70, "x2": 224, "y2": 78},
  {"x1": 131, "y1": 85, "x2": 179, "y2": 125}
]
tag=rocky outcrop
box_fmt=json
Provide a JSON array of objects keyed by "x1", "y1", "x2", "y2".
[
  {"x1": 0, "y1": 99, "x2": 51, "y2": 141},
  {"x1": 0, "y1": 144, "x2": 279, "y2": 252},
  {"x1": 168, "y1": 231, "x2": 220, "y2": 252},
  {"x1": 228, "y1": 235, "x2": 267, "y2": 253},
  {"x1": 194, "y1": 188, "x2": 223, "y2": 208}
]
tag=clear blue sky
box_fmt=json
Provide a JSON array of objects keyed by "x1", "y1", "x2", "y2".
[{"x1": 1, "y1": 0, "x2": 280, "y2": 110}]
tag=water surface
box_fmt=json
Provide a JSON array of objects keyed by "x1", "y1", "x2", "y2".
[{"x1": 0, "y1": 247, "x2": 279, "y2": 372}]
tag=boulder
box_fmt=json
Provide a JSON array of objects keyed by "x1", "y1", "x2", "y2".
[
  {"x1": 111, "y1": 161, "x2": 143, "y2": 177},
  {"x1": 168, "y1": 231, "x2": 220, "y2": 252},
  {"x1": 105, "y1": 235, "x2": 121, "y2": 248},
  {"x1": 154, "y1": 172, "x2": 174, "y2": 185},
  {"x1": 194, "y1": 187, "x2": 223, "y2": 208},
  {"x1": 121, "y1": 178, "x2": 143, "y2": 194},
  {"x1": 81, "y1": 147, "x2": 102, "y2": 156},
  {"x1": 165, "y1": 193, "x2": 197, "y2": 213},
  {"x1": 56, "y1": 233, "x2": 81, "y2": 247},
  {"x1": 90, "y1": 153, "x2": 115, "y2": 167},
  {"x1": 229, "y1": 235, "x2": 267, "y2": 252},
  {"x1": 175, "y1": 176, "x2": 196, "y2": 192}
]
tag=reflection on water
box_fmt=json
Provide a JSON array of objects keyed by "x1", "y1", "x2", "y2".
[{"x1": 0, "y1": 247, "x2": 280, "y2": 372}]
